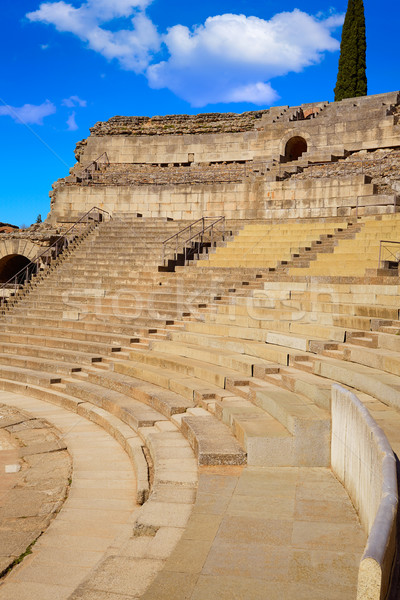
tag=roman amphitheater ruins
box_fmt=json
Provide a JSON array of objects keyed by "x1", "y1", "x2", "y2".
[{"x1": 0, "y1": 90, "x2": 399, "y2": 599}]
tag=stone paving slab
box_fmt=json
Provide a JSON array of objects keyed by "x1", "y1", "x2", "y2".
[
  {"x1": 0, "y1": 402, "x2": 71, "y2": 577},
  {"x1": 0, "y1": 391, "x2": 368, "y2": 600},
  {"x1": 0, "y1": 391, "x2": 138, "y2": 600},
  {"x1": 142, "y1": 465, "x2": 366, "y2": 600}
]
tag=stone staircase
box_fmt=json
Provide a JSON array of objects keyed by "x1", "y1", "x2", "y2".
[
  {"x1": 290, "y1": 213, "x2": 400, "y2": 277},
  {"x1": 1, "y1": 213, "x2": 400, "y2": 596},
  {"x1": 1, "y1": 214, "x2": 399, "y2": 474},
  {"x1": 0, "y1": 216, "x2": 353, "y2": 471},
  {"x1": 199, "y1": 219, "x2": 362, "y2": 271},
  {"x1": 0, "y1": 217, "x2": 263, "y2": 467},
  {"x1": 0, "y1": 215, "x2": 103, "y2": 314}
]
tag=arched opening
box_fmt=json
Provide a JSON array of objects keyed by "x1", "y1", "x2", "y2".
[
  {"x1": 0, "y1": 254, "x2": 32, "y2": 283},
  {"x1": 285, "y1": 136, "x2": 308, "y2": 162}
]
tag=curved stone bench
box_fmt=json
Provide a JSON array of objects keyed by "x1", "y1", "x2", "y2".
[
  {"x1": 0, "y1": 386, "x2": 199, "y2": 598},
  {"x1": 331, "y1": 384, "x2": 398, "y2": 600}
]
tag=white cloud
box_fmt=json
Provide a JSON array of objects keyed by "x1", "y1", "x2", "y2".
[
  {"x1": 0, "y1": 100, "x2": 56, "y2": 125},
  {"x1": 147, "y1": 11, "x2": 343, "y2": 106},
  {"x1": 27, "y1": 0, "x2": 160, "y2": 73},
  {"x1": 85, "y1": 0, "x2": 152, "y2": 20},
  {"x1": 66, "y1": 111, "x2": 78, "y2": 130},
  {"x1": 222, "y1": 83, "x2": 279, "y2": 105},
  {"x1": 27, "y1": 3, "x2": 344, "y2": 106},
  {"x1": 62, "y1": 95, "x2": 87, "y2": 107},
  {"x1": 40, "y1": 43, "x2": 49, "y2": 49}
]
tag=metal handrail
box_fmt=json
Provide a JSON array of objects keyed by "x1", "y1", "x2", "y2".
[
  {"x1": 0, "y1": 207, "x2": 112, "y2": 309},
  {"x1": 163, "y1": 217, "x2": 207, "y2": 245},
  {"x1": 80, "y1": 152, "x2": 110, "y2": 184},
  {"x1": 162, "y1": 216, "x2": 226, "y2": 266},
  {"x1": 378, "y1": 240, "x2": 400, "y2": 269},
  {"x1": 184, "y1": 219, "x2": 225, "y2": 245}
]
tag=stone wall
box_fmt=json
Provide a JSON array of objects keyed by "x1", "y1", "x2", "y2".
[
  {"x1": 49, "y1": 91, "x2": 400, "y2": 222},
  {"x1": 75, "y1": 92, "x2": 400, "y2": 166},
  {"x1": 50, "y1": 173, "x2": 398, "y2": 222},
  {"x1": 69, "y1": 162, "x2": 250, "y2": 186},
  {"x1": 331, "y1": 385, "x2": 398, "y2": 600},
  {"x1": 292, "y1": 149, "x2": 400, "y2": 195},
  {"x1": 89, "y1": 111, "x2": 268, "y2": 137}
]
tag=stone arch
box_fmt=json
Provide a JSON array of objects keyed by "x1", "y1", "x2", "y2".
[
  {"x1": 0, "y1": 254, "x2": 31, "y2": 283},
  {"x1": 279, "y1": 130, "x2": 312, "y2": 163},
  {"x1": 284, "y1": 136, "x2": 308, "y2": 161},
  {"x1": 0, "y1": 239, "x2": 41, "y2": 283}
]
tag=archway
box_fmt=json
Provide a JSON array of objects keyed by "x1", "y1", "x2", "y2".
[
  {"x1": 285, "y1": 136, "x2": 308, "y2": 161},
  {"x1": 0, "y1": 254, "x2": 31, "y2": 283}
]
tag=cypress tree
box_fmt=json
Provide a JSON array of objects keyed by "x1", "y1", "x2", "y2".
[{"x1": 334, "y1": 0, "x2": 367, "y2": 101}]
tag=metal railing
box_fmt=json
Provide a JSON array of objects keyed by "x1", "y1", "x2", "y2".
[
  {"x1": 378, "y1": 240, "x2": 400, "y2": 269},
  {"x1": 162, "y1": 216, "x2": 226, "y2": 266},
  {"x1": 79, "y1": 152, "x2": 110, "y2": 184},
  {"x1": 0, "y1": 207, "x2": 112, "y2": 310}
]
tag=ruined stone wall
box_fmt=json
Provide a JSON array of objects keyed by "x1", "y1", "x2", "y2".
[
  {"x1": 49, "y1": 91, "x2": 400, "y2": 222},
  {"x1": 292, "y1": 149, "x2": 400, "y2": 195},
  {"x1": 69, "y1": 162, "x2": 249, "y2": 186},
  {"x1": 89, "y1": 111, "x2": 268, "y2": 137}
]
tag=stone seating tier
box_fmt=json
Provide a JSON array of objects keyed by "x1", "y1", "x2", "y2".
[
  {"x1": 70, "y1": 162, "x2": 250, "y2": 186},
  {"x1": 1, "y1": 215, "x2": 400, "y2": 596}
]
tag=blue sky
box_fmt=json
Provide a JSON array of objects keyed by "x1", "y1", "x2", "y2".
[{"x1": 0, "y1": 0, "x2": 398, "y2": 226}]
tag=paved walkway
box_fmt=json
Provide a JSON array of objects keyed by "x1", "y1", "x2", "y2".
[
  {"x1": 0, "y1": 391, "x2": 139, "y2": 600},
  {"x1": 143, "y1": 465, "x2": 366, "y2": 600},
  {"x1": 0, "y1": 392, "x2": 367, "y2": 600}
]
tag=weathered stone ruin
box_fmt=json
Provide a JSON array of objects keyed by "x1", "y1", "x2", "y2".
[
  {"x1": 48, "y1": 91, "x2": 400, "y2": 223},
  {"x1": 0, "y1": 91, "x2": 400, "y2": 599}
]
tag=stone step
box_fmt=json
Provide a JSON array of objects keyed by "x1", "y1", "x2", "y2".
[
  {"x1": 12, "y1": 301, "x2": 206, "y2": 322},
  {"x1": 18, "y1": 293, "x2": 215, "y2": 308},
  {"x1": 170, "y1": 325, "x2": 305, "y2": 365},
  {"x1": 219, "y1": 370, "x2": 331, "y2": 466},
  {"x1": 278, "y1": 369, "x2": 333, "y2": 411},
  {"x1": 321, "y1": 348, "x2": 346, "y2": 360},
  {"x1": 346, "y1": 331, "x2": 379, "y2": 348},
  {"x1": 30, "y1": 277, "x2": 240, "y2": 291},
  {"x1": 0, "y1": 352, "x2": 83, "y2": 375},
  {"x1": 65, "y1": 368, "x2": 246, "y2": 466},
  {"x1": 64, "y1": 379, "x2": 168, "y2": 429},
  {"x1": 86, "y1": 370, "x2": 194, "y2": 417},
  {"x1": 0, "y1": 331, "x2": 124, "y2": 357},
  {"x1": 127, "y1": 348, "x2": 239, "y2": 388},
  {"x1": 254, "y1": 384, "x2": 330, "y2": 466},
  {"x1": 376, "y1": 330, "x2": 400, "y2": 350},
  {"x1": 0, "y1": 364, "x2": 62, "y2": 387},
  {"x1": 0, "y1": 376, "x2": 154, "y2": 504},
  {"x1": 1, "y1": 316, "x2": 159, "y2": 337},
  {"x1": 340, "y1": 343, "x2": 400, "y2": 377},
  {"x1": 260, "y1": 298, "x2": 399, "y2": 320},
  {"x1": 265, "y1": 330, "x2": 332, "y2": 352},
  {"x1": 0, "y1": 376, "x2": 83, "y2": 412},
  {"x1": 296, "y1": 354, "x2": 400, "y2": 411},
  {"x1": 148, "y1": 339, "x2": 271, "y2": 377},
  {"x1": 177, "y1": 411, "x2": 247, "y2": 466},
  {"x1": 0, "y1": 324, "x2": 138, "y2": 348},
  {"x1": 4, "y1": 312, "x2": 182, "y2": 334},
  {"x1": 6, "y1": 307, "x2": 185, "y2": 330},
  {"x1": 215, "y1": 397, "x2": 294, "y2": 466},
  {"x1": 114, "y1": 359, "x2": 236, "y2": 403}
]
